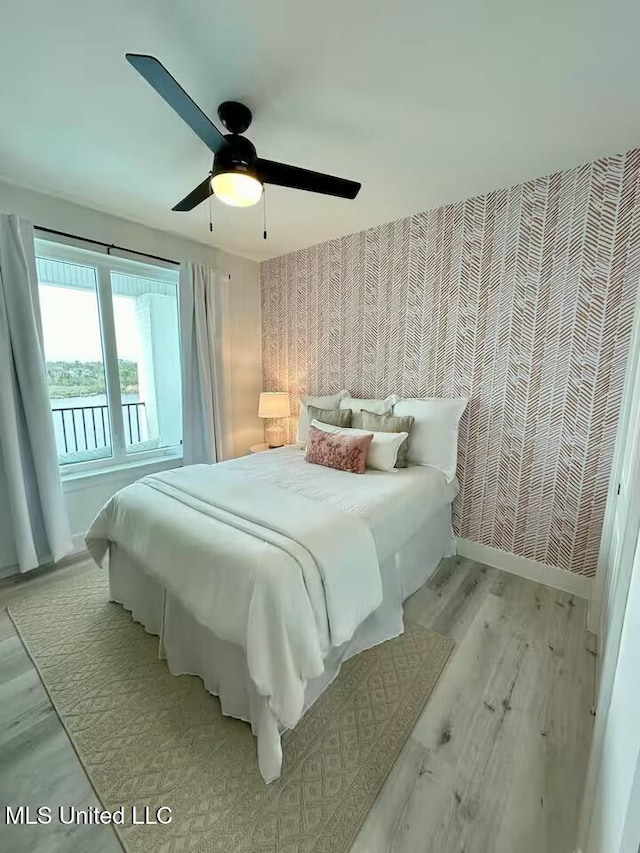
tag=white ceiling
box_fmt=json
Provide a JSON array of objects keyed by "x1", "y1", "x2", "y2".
[{"x1": 1, "y1": 0, "x2": 639, "y2": 262}]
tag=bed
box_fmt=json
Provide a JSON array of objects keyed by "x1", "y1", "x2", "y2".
[{"x1": 86, "y1": 445, "x2": 458, "y2": 782}]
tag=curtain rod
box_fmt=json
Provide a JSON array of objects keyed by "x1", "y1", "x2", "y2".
[{"x1": 35, "y1": 226, "x2": 180, "y2": 267}]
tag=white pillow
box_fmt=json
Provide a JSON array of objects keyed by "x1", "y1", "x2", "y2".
[
  {"x1": 392, "y1": 397, "x2": 468, "y2": 481},
  {"x1": 297, "y1": 390, "x2": 348, "y2": 442},
  {"x1": 310, "y1": 419, "x2": 408, "y2": 472},
  {"x1": 339, "y1": 394, "x2": 397, "y2": 415}
]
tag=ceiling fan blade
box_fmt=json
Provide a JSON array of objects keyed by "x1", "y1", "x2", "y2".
[
  {"x1": 126, "y1": 53, "x2": 232, "y2": 156},
  {"x1": 257, "y1": 159, "x2": 361, "y2": 199},
  {"x1": 172, "y1": 175, "x2": 213, "y2": 211}
]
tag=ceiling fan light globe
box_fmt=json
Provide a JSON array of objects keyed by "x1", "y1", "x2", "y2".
[{"x1": 211, "y1": 172, "x2": 263, "y2": 207}]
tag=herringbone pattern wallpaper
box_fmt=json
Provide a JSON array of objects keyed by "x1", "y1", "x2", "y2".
[{"x1": 261, "y1": 150, "x2": 640, "y2": 576}]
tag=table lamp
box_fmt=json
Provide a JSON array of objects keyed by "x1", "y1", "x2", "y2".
[{"x1": 258, "y1": 392, "x2": 290, "y2": 447}]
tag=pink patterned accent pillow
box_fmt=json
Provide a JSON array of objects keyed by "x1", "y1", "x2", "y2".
[{"x1": 304, "y1": 426, "x2": 373, "y2": 474}]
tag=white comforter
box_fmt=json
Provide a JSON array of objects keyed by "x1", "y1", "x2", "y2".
[
  {"x1": 223, "y1": 446, "x2": 459, "y2": 560},
  {"x1": 85, "y1": 464, "x2": 382, "y2": 730}
]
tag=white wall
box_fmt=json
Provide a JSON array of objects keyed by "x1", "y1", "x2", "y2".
[{"x1": 0, "y1": 179, "x2": 263, "y2": 572}]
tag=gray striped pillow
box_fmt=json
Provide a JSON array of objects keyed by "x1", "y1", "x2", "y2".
[{"x1": 358, "y1": 410, "x2": 415, "y2": 467}]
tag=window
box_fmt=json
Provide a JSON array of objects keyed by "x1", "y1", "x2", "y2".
[{"x1": 35, "y1": 238, "x2": 182, "y2": 472}]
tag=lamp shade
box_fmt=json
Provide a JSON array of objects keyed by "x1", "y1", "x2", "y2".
[{"x1": 258, "y1": 392, "x2": 290, "y2": 419}]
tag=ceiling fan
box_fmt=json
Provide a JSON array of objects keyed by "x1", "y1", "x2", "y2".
[{"x1": 126, "y1": 54, "x2": 362, "y2": 212}]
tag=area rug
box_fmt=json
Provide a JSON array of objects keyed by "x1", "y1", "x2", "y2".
[{"x1": 8, "y1": 570, "x2": 453, "y2": 853}]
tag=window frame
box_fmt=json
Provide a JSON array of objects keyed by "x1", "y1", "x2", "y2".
[{"x1": 35, "y1": 236, "x2": 183, "y2": 476}]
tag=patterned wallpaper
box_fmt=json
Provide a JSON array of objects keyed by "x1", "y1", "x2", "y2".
[{"x1": 261, "y1": 150, "x2": 640, "y2": 577}]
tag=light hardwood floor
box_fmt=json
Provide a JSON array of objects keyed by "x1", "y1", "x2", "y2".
[{"x1": 0, "y1": 555, "x2": 595, "y2": 853}]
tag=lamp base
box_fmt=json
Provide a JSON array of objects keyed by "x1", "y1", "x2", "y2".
[{"x1": 264, "y1": 420, "x2": 285, "y2": 448}]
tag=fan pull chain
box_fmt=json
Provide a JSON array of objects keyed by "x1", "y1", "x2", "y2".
[
  {"x1": 208, "y1": 189, "x2": 214, "y2": 233},
  {"x1": 263, "y1": 187, "x2": 267, "y2": 240}
]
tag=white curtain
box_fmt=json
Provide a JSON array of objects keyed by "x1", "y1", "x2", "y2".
[
  {"x1": 180, "y1": 262, "x2": 232, "y2": 465},
  {"x1": 0, "y1": 215, "x2": 73, "y2": 571}
]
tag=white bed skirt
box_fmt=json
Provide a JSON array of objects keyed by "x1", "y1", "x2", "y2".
[{"x1": 108, "y1": 505, "x2": 454, "y2": 781}]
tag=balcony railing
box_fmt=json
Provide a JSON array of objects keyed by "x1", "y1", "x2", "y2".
[{"x1": 51, "y1": 402, "x2": 146, "y2": 454}]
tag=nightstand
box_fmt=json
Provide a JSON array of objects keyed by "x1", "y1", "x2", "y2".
[{"x1": 249, "y1": 442, "x2": 271, "y2": 453}]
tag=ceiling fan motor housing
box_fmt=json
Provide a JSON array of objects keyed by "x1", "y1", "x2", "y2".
[{"x1": 213, "y1": 133, "x2": 260, "y2": 180}]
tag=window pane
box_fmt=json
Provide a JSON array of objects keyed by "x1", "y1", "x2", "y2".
[
  {"x1": 111, "y1": 271, "x2": 182, "y2": 454},
  {"x1": 36, "y1": 258, "x2": 112, "y2": 465}
]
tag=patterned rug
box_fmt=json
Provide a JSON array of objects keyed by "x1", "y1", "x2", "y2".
[{"x1": 9, "y1": 570, "x2": 453, "y2": 853}]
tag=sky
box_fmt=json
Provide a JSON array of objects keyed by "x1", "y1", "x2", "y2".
[{"x1": 39, "y1": 286, "x2": 140, "y2": 362}]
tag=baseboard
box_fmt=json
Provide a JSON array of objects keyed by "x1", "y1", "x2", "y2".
[
  {"x1": 587, "y1": 598, "x2": 601, "y2": 638},
  {"x1": 456, "y1": 538, "x2": 593, "y2": 600},
  {"x1": 71, "y1": 533, "x2": 88, "y2": 555},
  {"x1": 0, "y1": 535, "x2": 89, "y2": 582},
  {"x1": 0, "y1": 563, "x2": 18, "y2": 581}
]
